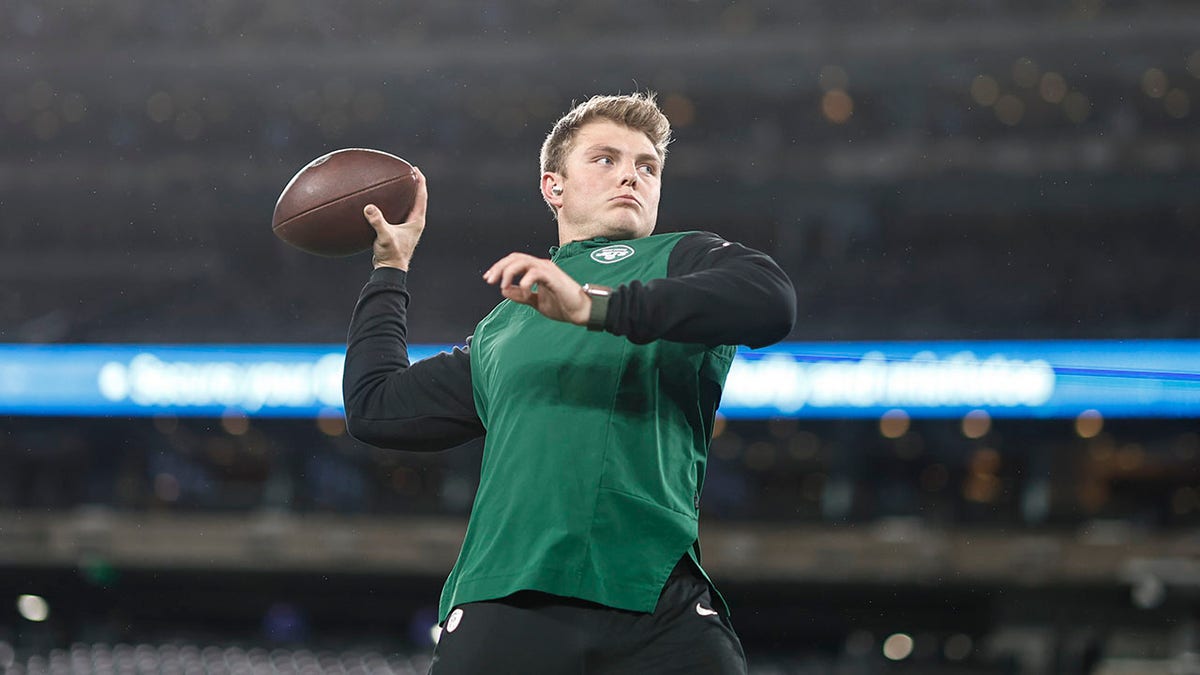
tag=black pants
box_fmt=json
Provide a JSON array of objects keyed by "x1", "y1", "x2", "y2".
[{"x1": 428, "y1": 561, "x2": 747, "y2": 674}]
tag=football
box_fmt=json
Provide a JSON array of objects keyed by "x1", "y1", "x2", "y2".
[{"x1": 272, "y1": 148, "x2": 418, "y2": 257}]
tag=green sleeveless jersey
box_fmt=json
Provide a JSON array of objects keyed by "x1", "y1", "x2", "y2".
[{"x1": 440, "y1": 232, "x2": 736, "y2": 619}]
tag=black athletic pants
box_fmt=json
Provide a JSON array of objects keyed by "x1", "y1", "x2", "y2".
[{"x1": 428, "y1": 559, "x2": 748, "y2": 674}]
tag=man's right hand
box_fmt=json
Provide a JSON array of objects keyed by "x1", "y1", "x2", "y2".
[{"x1": 365, "y1": 166, "x2": 428, "y2": 271}]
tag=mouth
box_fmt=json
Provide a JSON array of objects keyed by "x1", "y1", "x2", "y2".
[{"x1": 610, "y1": 195, "x2": 641, "y2": 207}]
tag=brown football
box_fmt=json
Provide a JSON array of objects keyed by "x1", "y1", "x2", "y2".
[{"x1": 272, "y1": 148, "x2": 418, "y2": 257}]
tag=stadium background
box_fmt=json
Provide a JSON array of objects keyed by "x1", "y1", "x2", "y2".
[{"x1": 3, "y1": 1, "x2": 1200, "y2": 673}]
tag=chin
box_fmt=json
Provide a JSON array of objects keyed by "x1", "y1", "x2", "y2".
[
  {"x1": 602, "y1": 219, "x2": 654, "y2": 241},
  {"x1": 564, "y1": 212, "x2": 655, "y2": 243}
]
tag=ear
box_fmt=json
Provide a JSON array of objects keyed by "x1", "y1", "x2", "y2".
[{"x1": 541, "y1": 172, "x2": 564, "y2": 209}]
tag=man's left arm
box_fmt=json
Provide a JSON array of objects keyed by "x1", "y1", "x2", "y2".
[{"x1": 605, "y1": 231, "x2": 797, "y2": 348}]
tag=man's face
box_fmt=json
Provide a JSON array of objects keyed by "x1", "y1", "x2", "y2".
[{"x1": 550, "y1": 120, "x2": 662, "y2": 241}]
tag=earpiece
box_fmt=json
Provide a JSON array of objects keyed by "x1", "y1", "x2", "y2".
[{"x1": 551, "y1": 185, "x2": 563, "y2": 196}]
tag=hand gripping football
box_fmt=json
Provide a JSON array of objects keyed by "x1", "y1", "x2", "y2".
[{"x1": 272, "y1": 148, "x2": 418, "y2": 257}]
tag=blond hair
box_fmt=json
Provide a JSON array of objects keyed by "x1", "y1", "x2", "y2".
[{"x1": 539, "y1": 92, "x2": 672, "y2": 177}]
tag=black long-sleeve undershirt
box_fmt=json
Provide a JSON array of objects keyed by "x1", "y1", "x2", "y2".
[
  {"x1": 607, "y1": 232, "x2": 796, "y2": 348},
  {"x1": 343, "y1": 231, "x2": 796, "y2": 452}
]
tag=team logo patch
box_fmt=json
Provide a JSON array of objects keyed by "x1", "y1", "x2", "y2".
[
  {"x1": 446, "y1": 608, "x2": 464, "y2": 633},
  {"x1": 695, "y1": 603, "x2": 719, "y2": 617},
  {"x1": 590, "y1": 244, "x2": 635, "y2": 264}
]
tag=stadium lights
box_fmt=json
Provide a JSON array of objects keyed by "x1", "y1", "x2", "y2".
[
  {"x1": 882, "y1": 633, "x2": 914, "y2": 660},
  {"x1": 1075, "y1": 409, "x2": 1103, "y2": 438},
  {"x1": 880, "y1": 409, "x2": 909, "y2": 439},
  {"x1": 16, "y1": 595, "x2": 49, "y2": 622},
  {"x1": 962, "y1": 409, "x2": 992, "y2": 439}
]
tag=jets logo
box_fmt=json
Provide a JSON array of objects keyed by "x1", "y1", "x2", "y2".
[{"x1": 590, "y1": 244, "x2": 635, "y2": 264}]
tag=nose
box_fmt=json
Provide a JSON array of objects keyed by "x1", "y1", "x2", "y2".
[{"x1": 620, "y1": 164, "x2": 638, "y2": 187}]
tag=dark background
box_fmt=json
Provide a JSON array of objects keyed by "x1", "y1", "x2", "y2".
[{"x1": 3, "y1": 2, "x2": 1200, "y2": 673}]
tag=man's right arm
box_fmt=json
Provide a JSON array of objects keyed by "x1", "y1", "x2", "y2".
[{"x1": 342, "y1": 267, "x2": 484, "y2": 451}]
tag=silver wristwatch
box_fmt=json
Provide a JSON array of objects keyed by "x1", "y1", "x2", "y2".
[{"x1": 580, "y1": 283, "x2": 612, "y2": 332}]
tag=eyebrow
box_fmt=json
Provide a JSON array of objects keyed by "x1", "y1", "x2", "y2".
[{"x1": 585, "y1": 144, "x2": 660, "y2": 166}]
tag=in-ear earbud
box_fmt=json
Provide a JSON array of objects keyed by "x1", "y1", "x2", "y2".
[{"x1": 551, "y1": 185, "x2": 563, "y2": 196}]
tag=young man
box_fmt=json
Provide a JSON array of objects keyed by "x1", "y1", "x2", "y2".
[{"x1": 344, "y1": 93, "x2": 796, "y2": 674}]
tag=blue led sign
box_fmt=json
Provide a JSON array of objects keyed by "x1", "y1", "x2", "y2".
[{"x1": 1, "y1": 341, "x2": 1197, "y2": 419}]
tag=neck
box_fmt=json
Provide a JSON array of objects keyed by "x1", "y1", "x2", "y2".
[
  {"x1": 557, "y1": 220, "x2": 642, "y2": 246},
  {"x1": 557, "y1": 222, "x2": 593, "y2": 247}
]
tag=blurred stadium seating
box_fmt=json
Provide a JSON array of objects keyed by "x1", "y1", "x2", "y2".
[{"x1": 0, "y1": 642, "x2": 430, "y2": 675}]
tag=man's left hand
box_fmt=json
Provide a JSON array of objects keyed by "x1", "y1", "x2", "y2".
[{"x1": 483, "y1": 253, "x2": 590, "y2": 326}]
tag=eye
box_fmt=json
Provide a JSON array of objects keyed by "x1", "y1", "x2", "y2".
[
  {"x1": 595, "y1": 156, "x2": 613, "y2": 165},
  {"x1": 638, "y1": 164, "x2": 658, "y2": 176}
]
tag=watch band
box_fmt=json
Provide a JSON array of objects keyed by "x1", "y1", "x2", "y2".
[{"x1": 581, "y1": 283, "x2": 612, "y2": 332}]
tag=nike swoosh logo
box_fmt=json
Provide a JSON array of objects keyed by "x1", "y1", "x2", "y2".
[{"x1": 695, "y1": 603, "x2": 718, "y2": 617}]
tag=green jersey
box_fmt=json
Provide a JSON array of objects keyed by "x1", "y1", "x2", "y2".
[
  {"x1": 343, "y1": 230, "x2": 796, "y2": 623},
  {"x1": 446, "y1": 233, "x2": 735, "y2": 618}
]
